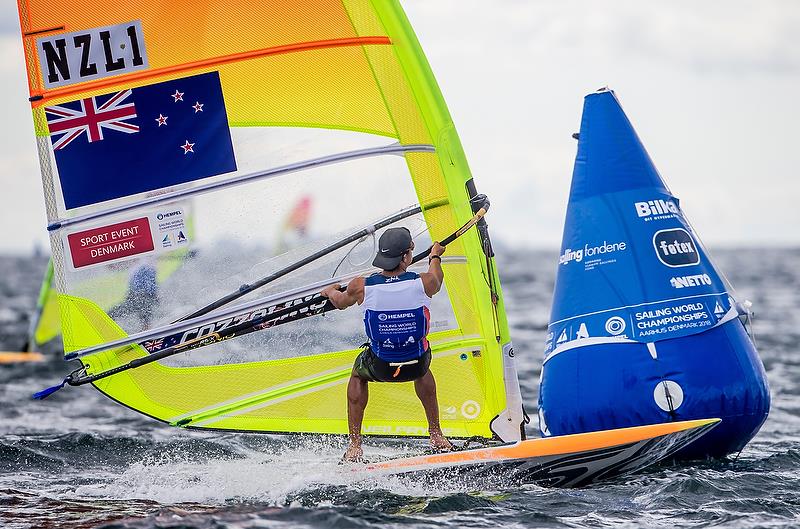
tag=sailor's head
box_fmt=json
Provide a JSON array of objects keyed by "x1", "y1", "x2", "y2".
[{"x1": 372, "y1": 227, "x2": 414, "y2": 271}]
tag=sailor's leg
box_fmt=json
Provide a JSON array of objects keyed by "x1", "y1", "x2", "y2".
[
  {"x1": 414, "y1": 371, "x2": 453, "y2": 451},
  {"x1": 344, "y1": 373, "x2": 368, "y2": 461}
]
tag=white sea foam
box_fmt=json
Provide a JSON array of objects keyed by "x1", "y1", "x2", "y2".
[{"x1": 74, "y1": 436, "x2": 465, "y2": 505}]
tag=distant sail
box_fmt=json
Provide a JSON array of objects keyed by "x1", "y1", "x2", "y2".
[
  {"x1": 274, "y1": 195, "x2": 313, "y2": 254},
  {"x1": 26, "y1": 260, "x2": 59, "y2": 350},
  {"x1": 539, "y1": 89, "x2": 769, "y2": 458}
]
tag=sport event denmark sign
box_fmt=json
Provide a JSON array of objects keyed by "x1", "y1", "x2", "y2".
[{"x1": 67, "y1": 217, "x2": 154, "y2": 268}]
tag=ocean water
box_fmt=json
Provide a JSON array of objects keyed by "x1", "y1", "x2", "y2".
[{"x1": 0, "y1": 248, "x2": 798, "y2": 529}]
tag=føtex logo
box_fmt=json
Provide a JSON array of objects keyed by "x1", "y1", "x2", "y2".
[{"x1": 653, "y1": 228, "x2": 700, "y2": 267}]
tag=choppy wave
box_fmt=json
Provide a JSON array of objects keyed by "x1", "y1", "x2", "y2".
[{"x1": 1, "y1": 250, "x2": 799, "y2": 528}]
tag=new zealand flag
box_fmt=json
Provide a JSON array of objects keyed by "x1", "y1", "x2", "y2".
[{"x1": 46, "y1": 71, "x2": 237, "y2": 209}]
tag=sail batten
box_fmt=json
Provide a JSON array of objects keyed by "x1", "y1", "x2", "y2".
[{"x1": 49, "y1": 144, "x2": 435, "y2": 230}]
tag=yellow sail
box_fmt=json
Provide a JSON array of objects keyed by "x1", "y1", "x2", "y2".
[{"x1": 17, "y1": 0, "x2": 524, "y2": 440}]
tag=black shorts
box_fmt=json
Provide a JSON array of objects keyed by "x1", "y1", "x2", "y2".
[{"x1": 353, "y1": 345, "x2": 432, "y2": 383}]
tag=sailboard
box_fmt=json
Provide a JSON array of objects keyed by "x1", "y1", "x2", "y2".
[
  {"x1": 360, "y1": 418, "x2": 719, "y2": 488},
  {"x1": 539, "y1": 89, "x2": 770, "y2": 459},
  {"x1": 0, "y1": 351, "x2": 45, "y2": 364}
]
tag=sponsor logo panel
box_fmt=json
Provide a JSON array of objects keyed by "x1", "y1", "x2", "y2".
[
  {"x1": 670, "y1": 273, "x2": 712, "y2": 289},
  {"x1": 559, "y1": 240, "x2": 627, "y2": 270},
  {"x1": 634, "y1": 198, "x2": 680, "y2": 221},
  {"x1": 545, "y1": 294, "x2": 730, "y2": 357},
  {"x1": 653, "y1": 228, "x2": 700, "y2": 267},
  {"x1": 151, "y1": 207, "x2": 189, "y2": 250},
  {"x1": 67, "y1": 217, "x2": 154, "y2": 268}
]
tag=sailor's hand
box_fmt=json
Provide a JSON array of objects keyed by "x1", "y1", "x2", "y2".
[
  {"x1": 430, "y1": 242, "x2": 445, "y2": 257},
  {"x1": 320, "y1": 283, "x2": 341, "y2": 299}
]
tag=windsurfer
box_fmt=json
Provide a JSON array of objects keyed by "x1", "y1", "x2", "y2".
[
  {"x1": 109, "y1": 260, "x2": 159, "y2": 328},
  {"x1": 321, "y1": 227, "x2": 454, "y2": 462}
]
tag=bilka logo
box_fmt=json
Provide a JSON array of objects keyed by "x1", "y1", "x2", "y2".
[
  {"x1": 670, "y1": 273, "x2": 712, "y2": 289},
  {"x1": 559, "y1": 241, "x2": 627, "y2": 265},
  {"x1": 653, "y1": 228, "x2": 700, "y2": 267},
  {"x1": 635, "y1": 199, "x2": 680, "y2": 220},
  {"x1": 36, "y1": 21, "x2": 148, "y2": 89}
]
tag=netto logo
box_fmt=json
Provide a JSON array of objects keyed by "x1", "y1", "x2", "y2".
[
  {"x1": 653, "y1": 228, "x2": 700, "y2": 267},
  {"x1": 156, "y1": 209, "x2": 182, "y2": 221},
  {"x1": 635, "y1": 199, "x2": 679, "y2": 219},
  {"x1": 670, "y1": 274, "x2": 712, "y2": 289}
]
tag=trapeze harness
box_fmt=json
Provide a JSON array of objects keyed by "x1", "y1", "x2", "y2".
[{"x1": 361, "y1": 272, "x2": 431, "y2": 378}]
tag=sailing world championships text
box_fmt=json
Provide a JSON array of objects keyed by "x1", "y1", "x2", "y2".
[{"x1": 67, "y1": 217, "x2": 154, "y2": 268}]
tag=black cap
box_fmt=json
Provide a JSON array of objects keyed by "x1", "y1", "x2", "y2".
[{"x1": 372, "y1": 227, "x2": 413, "y2": 270}]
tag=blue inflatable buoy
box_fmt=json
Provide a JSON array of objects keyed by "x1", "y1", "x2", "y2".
[{"x1": 538, "y1": 89, "x2": 770, "y2": 459}]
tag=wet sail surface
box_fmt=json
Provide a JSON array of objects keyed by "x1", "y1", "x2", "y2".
[{"x1": 16, "y1": 0, "x2": 521, "y2": 440}]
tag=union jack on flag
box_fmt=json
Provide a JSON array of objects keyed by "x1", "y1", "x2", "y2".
[
  {"x1": 45, "y1": 90, "x2": 139, "y2": 150},
  {"x1": 142, "y1": 338, "x2": 164, "y2": 353}
]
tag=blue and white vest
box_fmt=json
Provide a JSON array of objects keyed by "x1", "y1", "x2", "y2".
[{"x1": 361, "y1": 272, "x2": 431, "y2": 362}]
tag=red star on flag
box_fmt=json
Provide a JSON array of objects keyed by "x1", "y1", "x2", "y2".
[
  {"x1": 180, "y1": 140, "x2": 195, "y2": 154},
  {"x1": 172, "y1": 90, "x2": 184, "y2": 102},
  {"x1": 192, "y1": 102, "x2": 204, "y2": 113},
  {"x1": 155, "y1": 114, "x2": 168, "y2": 126}
]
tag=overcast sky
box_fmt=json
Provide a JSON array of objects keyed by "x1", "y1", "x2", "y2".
[{"x1": 1, "y1": 1, "x2": 798, "y2": 254}]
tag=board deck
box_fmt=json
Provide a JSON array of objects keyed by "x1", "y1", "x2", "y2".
[
  {"x1": 0, "y1": 351, "x2": 45, "y2": 364},
  {"x1": 358, "y1": 418, "x2": 719, "y2": 487}
]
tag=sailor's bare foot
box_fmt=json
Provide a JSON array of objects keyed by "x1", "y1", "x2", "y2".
[
  {"x1": 429, "y1": 428, "x2": 454, "y2": 452},
  {"x1": 342, "y1": 443, "x2": 364, "y2": 462}
]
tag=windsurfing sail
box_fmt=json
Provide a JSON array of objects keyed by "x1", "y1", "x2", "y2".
[
  {"x1": 274, "y1": 195, "x2": 313, "y2": 254},
  {"x1": 25, "y1": 259, "x2": 60, "y2": 350},
  {"x1": 539, "y1": 89, "x2": 769, "y2": 458},
  {"x1": 17, "y1": 1, "x2": 524, "y2": 441}
]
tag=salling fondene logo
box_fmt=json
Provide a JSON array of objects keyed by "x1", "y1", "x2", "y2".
[
  {"x1": 653, "y1": 228, "x2": 700, "y2": 267},
  {"x1": 559, "y1": 240, "x2": 627, "y2": 265}
]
